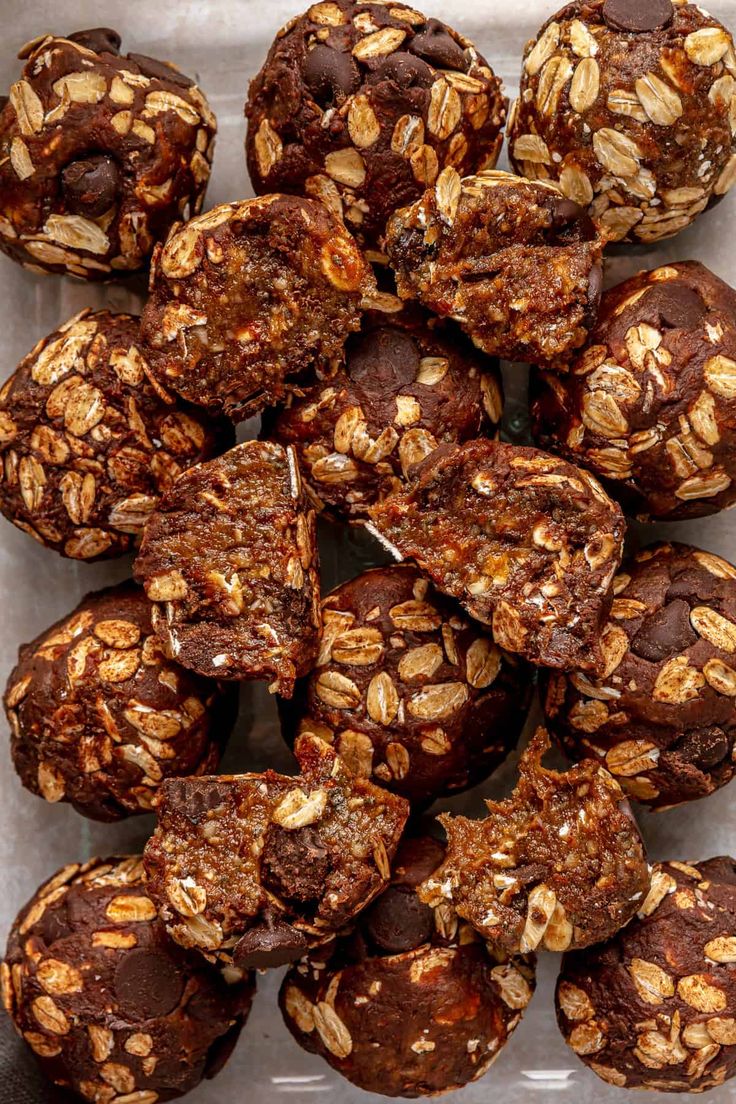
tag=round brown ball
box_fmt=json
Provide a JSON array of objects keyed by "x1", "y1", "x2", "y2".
[
  {"x1": 280, "y1": 833, "x2": 536, "y2": 1097},
  {"x1": 4, "y1": 581, "x2": 238, "y2": 821},
  {"x1": 268, "y1": 307, "x2": 503, "y2": 519},
  {"x1": 140, "y1": 195, "x2": 376, "y2": 420},
  {"x1": 508, "y1": 1, "x2": 736, "y2": 244},
  {"x1": 1, "y1": 856, "x2": 254, "y2": 1101},
  {"x1": 0, "y1": 309, "x2": 233, "y2": 560},
  {"x1": 282, "y1": 564, "x2": 531, "y2": 806},
  {"x1": 0, "y1": 28, "x2": 216, "y2": 278},
  {"x1": 544, "y1": 542, "x2": 736, "y2": 810},
  {"x1": 556, "y1": 857, "x2": 736, "y2": 1092},
  {"x1": 532, "y1": 262, "x2": 736, "y2": 521},
  {"x1": 245, "y1": 0, "x2": 507, "y2": 248}
]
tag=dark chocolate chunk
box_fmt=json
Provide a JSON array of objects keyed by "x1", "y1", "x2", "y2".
[
  {"x1": 347, "y1": 325, "x2": 420, "y2": 389},
  {"x1": 303, "y1": 44, "x2": 360, "y2": 105},
  {"x1": 261, "y1": 826, "x2": 331, "y2": 903},
  {"x1": 409, "y1": 19, "x2": 468, "y2": 71},
  {"x1": 372, "y1": 52, "x2": 435, "y2": 89},
  {"x1": 234, "y1": 921, "x2": 309, "y2": 968},
  {"x1": 115, "y1": 948, "x2": 185, "y2": 1020},
  {"x1": 645, "y1": 282, "x2": 708, "y2": 330},
  {"x1": 67, "y1": 27, "x2": 121, "y2": 54},
  {"x1": 62, "y1": 155, "x2": 121, "y2": 218},
  {"x1": 602, "y1": 0, "x2": 674, "y2": 33},
  {"x1": 630, "y1": 598, "x2": 698, "y2": 662},
  {"x1": 128, "y1": 52, "x2": 194, "y2": 87},
  {"x1": 364, "y1": 885, "x2": 434, "y2": 953}
]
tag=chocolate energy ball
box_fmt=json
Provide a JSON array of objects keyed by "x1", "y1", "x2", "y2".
[
  {"x1": 533, "y1": 262, "x2": 736, "y2": 521},
  {"x1": 143, "y1": 733, "x2": 409, "y2": 969},
  {"x1": 245, "y1": 1, "x2": 507, "y2": 248},
  {"x1": 368, "y1": 439, "x2": 625, "y2": 674},
  {"x1": 283, "y1": 564, "x2": 531, "y2": 806},
  {"x1": 140, "y1": 194, "x2": 376, "y2": 419},
  {"x1": 134, "y1": 441, "x2": 320, "y2": 696},
  {"x1": 556, "y1": 857, "x2": 736, "y2": 1092},
  {"x1": 4, "y1": 580, "x2": 237, "y2": 822},
  {"x1": 508, "y1": 1, "x2": 736, "y2": 244},
  {"x1": 420, "y1": 728, "x2": 651, "y2": 955},
  {"x1": 268, "y1": 306, "x2": 502, "y2": 519},
  {"x1": 385, "y1": 169, "x2": 604, "y2": 363},
  {"x1": 0, "y1": 308, "x2": 232, "y2": 561},
  {"x1": 544, "y1": 542, "x2": 736, "y2": 810},
  {"x1": 280, "y1": 834, "x2": 536, "y2": 1097},
  {"x1": 1, "y1": 856, "x2": 254, "y2": 1101},
  {"x1": 0, "y1": 28, "x2": 216, "y2": 279}
]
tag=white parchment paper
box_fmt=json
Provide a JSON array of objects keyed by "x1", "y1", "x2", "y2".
[{"x1": 0, "y1": 0, "x2": 735, "y2": 1100}]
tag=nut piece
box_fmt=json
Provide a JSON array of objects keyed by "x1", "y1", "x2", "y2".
[
  {"x1": 143, "y1": 732, "x2": 409, "y2": 967},
  {"x1": 419, "y1": 728, "x2": 650, "y2": 955},
  {"x1": 544, "y1": 542, "x2": 736, "y2": 810},
  {"x1": 0, "y1": 30, "x2": 216, "y2": 278},
  {"x1": 0, "y1": 309, "x2": 232, "y2": 559},
  {"x1": 134, "y1": 441, "x2": 321, "y2": 696},
  {"x1": 268, "y1": 303, "x2": 503, "y2": 521},
  {"x1": 509, "y1": 3, "x2": 736, "y2": 243},
  {"x1": 385, "y1": 170, "x2": 604, "y2": 363},
  {"x1": 140, "y1": 195, "x2": 375, "y2": 419},
  {"x1": 280, "y1": 564, "x2": 531, "y2": 806},
  {"x1": 533, "y1": 262, "x2": 736, "y2": 521},
  {"x1": 2, "y1": 856, "x2": 254, "y2": 1099},
  {"x1": 556, "y1": 856, "x2": 736, "y2": 1092},
  {"x1": 280, "y1": 833, "x2": 536, "y2": 1095},
  {"x1": 368, "y1": 439, "x2": 624, "y2": 674},
  {"x1": 245, "y1": 2, "x2": 507, "y2": 247}
]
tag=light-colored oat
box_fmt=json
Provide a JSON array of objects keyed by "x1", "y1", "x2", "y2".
[
  {"x1": 352, "y1": 27, "x2": 406, "y2": 59},
  {"x1": 366, "y1": 671, "x2": 400, "y2": 725},
  {"x1": 569, "y1": 57, "x2": 600, "y2": 113},
  {"x1": 629, "y1": 958, "x2": 675, "y2": 1005},
  {"x1": 272, "y1": 787, "x2": 328, "y2": 829},
  {"x1": 520, "y1": 883, "x2": 557, "y2": 952}
]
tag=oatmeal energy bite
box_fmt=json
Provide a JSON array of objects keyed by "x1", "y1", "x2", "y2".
[
  {"x1": 508, "y1": 0, "x2": 736, "y2": 243},
  {"x1": 1, "y1": 856, "x2": 254, "y2": 1101},
  {"x1": 280, "y1": 834, "x2": 536, "y2": 1096},
  {"x1": 141, "y1": 194, "x2": 376, "y2": 419},
  {"x1": 385, "y1": 169, "x2": 604, "y2": 363},
  {"x1": 269, "y1": 305, "x2": 503, "y2": 519},
  {"x1": 368, "y1": 439, "x2": 625, "y2": 673},
  {"x1": 420, "y1": 728, "x2": 651, "y2": 955},
  {"x1": 134, "y1": 441, "x2": 320, "y2": 696},
  {"x1": 533, "y1": 261, "x2": 736, "y2": 521},
  {"x1": 143, "y1": 733, "x2": 409, "y2": 969},
  {"x1": 557, "y1": 857, "x2": 736, "y2": 1092},
  {"x1": 545, "y1": 543, "x2": 736, "y2": 810},
  {"x1": 0, "y1": 308, "x2": 232, "y2": 560},
  {"x1": 0, "y1": 27, "x2": 216, "y2": 278},
  {"x1": 284, "y1": 564, "x2": 531, "y2": 806},
  {"x1": 245, "y1": 0, "x2": 507, "y2": 247},
  {"x1": 4, "y1": 581, "x2": 237, "y2": 821}
]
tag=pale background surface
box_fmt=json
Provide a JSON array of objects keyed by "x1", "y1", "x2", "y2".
[{"x1": 0, "y1": 0, "x2": 735, "y2": 1100}]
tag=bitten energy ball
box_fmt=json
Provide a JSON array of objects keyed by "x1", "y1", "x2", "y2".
[
  {"x1": 0, "y1": 309, "x2": 232, "y2": 560},
  {"x1": 421, "y1": 729, "x2": 650, "y2": 955},
  {"x1": 134, "y1": 441, "x2": 320, "y2": 695},
  {"x1": 143, "y1": 733, "x2": 409, "y2": 969},
  {"x1": 140, "y1": 195, "x2": 376, "y2": 419},
  {"x1": 533, "y1": 262, "x2": 736, "y2": 521},
  {"x1": 556, "y1": 857, "x2": 736, "y2": 1092},
  {"x1": 368, "y1": 439, "x2": 624, "y2": 673},
  {"x1": 385, "y1": 169, "x2": 604, "y2": 363},
  {"x1": 4, "y1": 581, "x2": 237, "y2": 821},
  {"x1": 284, "y1": 565, "x2": 531, "y2": 806},
  {"x1": 1, "y1": 856, "x2": 254, "y2": 1101},
  {"x1": 0, "y1": 28, "x2": 216, "y2": 278},
  {"x1": 280, "y1": 834, "x2": 536, "y2": 1097},
  {"x1": 269, "y1": 306, "x2": 502, "y2": 518},
  {"x1": 544, "y1": 542, "x2": 736, "y2": 810},
  {"x1": 508, "y1": 1, "x2": 736, "y2": 244},
  {"x1": 245, "y1": 1, "x2": 506, "y2": 249}
]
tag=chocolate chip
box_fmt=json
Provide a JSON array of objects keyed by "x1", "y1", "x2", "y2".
[
  {"x1": 261, "y1": 825, "x2": 331, "y2": 902},
  {"x1": 165, "y1": 778, "x2": 231, "y2": 821},
  {"x1": 62, "y1": 156, "x2": 121, "y2": 219},
  {"x1": 115, "y1": 949, "x2": 184, "y2": 1020},
  {"x1": 128, "y1": 53, "x2": 194, "y2": 88},
  {"x1": 409, "y1": 19, "x2": 468, "y2": 71},
  {"x1": 233, "y1": 920, "x2": 309, "y2": 969},
  {"x1": 551, "y1": 198, "x2": 597, "y2": 244},
  {"x1": 392, "y1": 836, "x2": 445, "y2": 889},
  {"x1": 364, "y1": 885, "x2": 434, "y2": 953},
  {"x1": 67, "y1": 28, "x2": 121, "y2": 54},
  {"x1": 645, "y1": 282, "x2": 708, "y2": 331},
  {"x1": 588, "y1": 263, "x2": 603, "y2": 308},
  {"x1": 602, "y1": 0, "x2": 674, "y2": 33},
  {"x1": 372, "y1": 52, "x2": 435, "y2": 90},
  {"x1": 303, "y1": 44, "x2": 360, "y2": 106},
  {"x1": 673, "y1": 727, "x2": 730, "y2": 770},
  {"x1": 699, "y1": 856, "x2": 736, "y2": 885},
  {"x1": 347, "y1": 326, "x2": 420, "y2": 390},
  {"x1": 630, "y1": 598, "x2": 698, "y2": 662}
]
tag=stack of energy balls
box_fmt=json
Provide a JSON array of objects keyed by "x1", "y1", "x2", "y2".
[{"x1": 0, "y1": 0, "x2": 735, "y2": 1098}]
